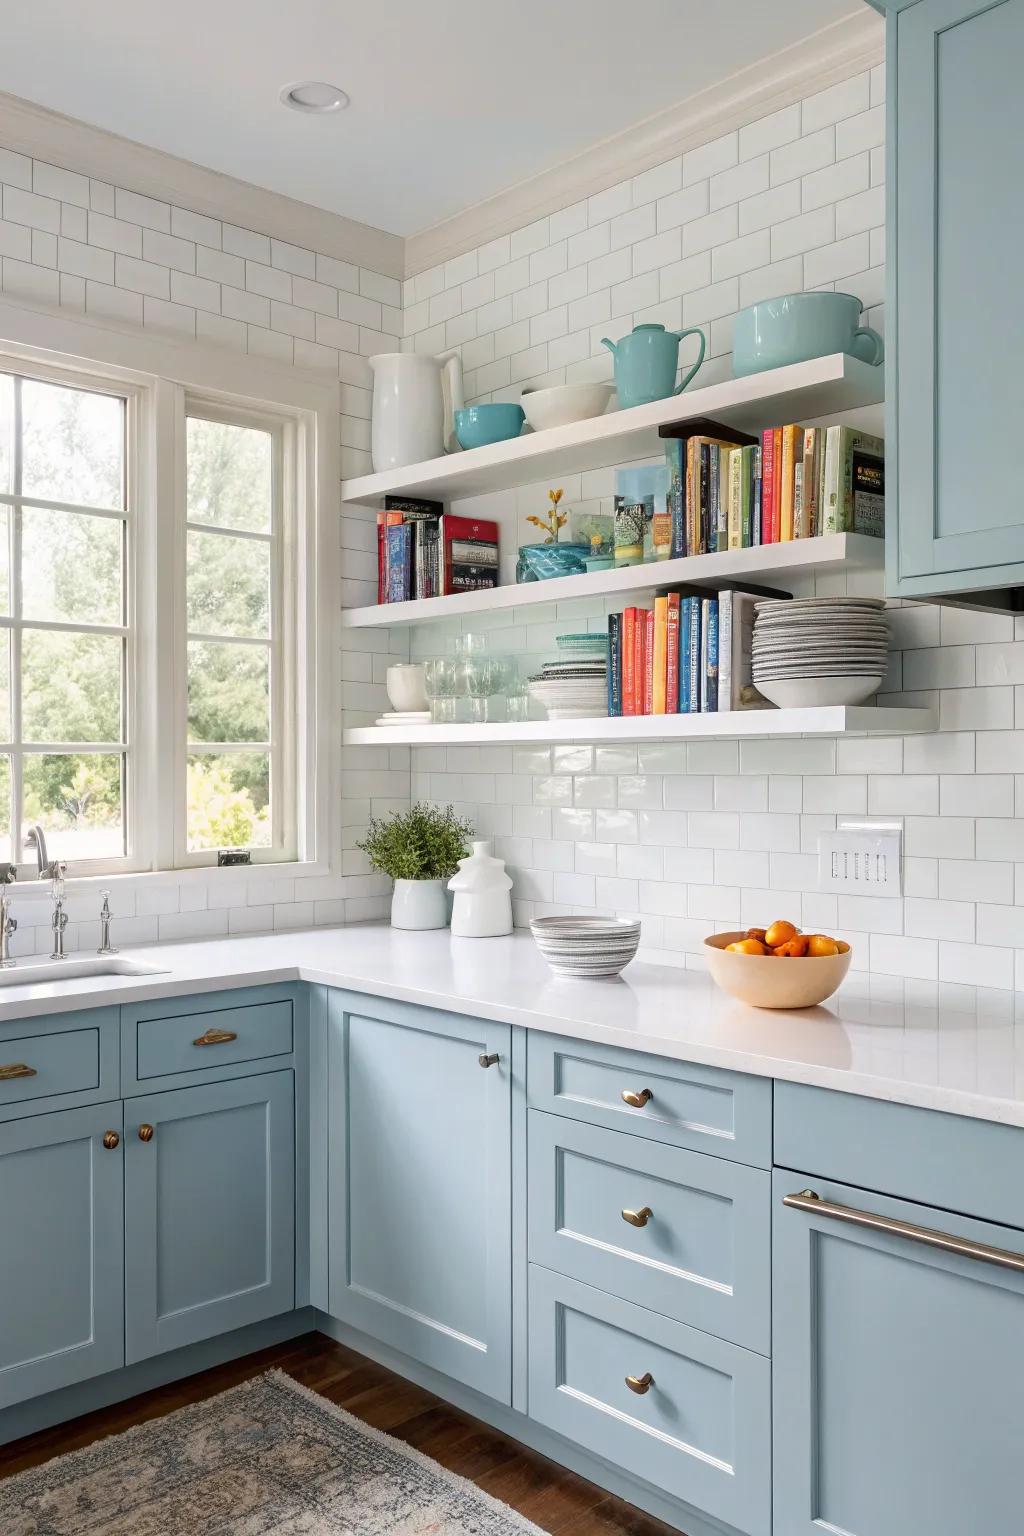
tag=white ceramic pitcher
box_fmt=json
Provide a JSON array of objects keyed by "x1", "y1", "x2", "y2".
[{"x1": 369, "y1": 351, "x2": 464, "y2": 471}]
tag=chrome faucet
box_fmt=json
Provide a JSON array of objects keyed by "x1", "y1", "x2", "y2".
[
  {"x1": 48, "y1": 861, "x2": 68, "y2": 961},
  {"x1": 97, "y1": 890, "x2": 117, "y2": 956},
  {"x1": 25, "y1": 825, "x2": 49, "y2": 878},
  {"x1": 0, "y1": 863, "x2": 16, "y2": 968}
]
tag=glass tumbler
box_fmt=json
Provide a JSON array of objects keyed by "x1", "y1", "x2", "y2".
[{"x1": 424, "y1": 657, "x2": 459, "y2": 724}]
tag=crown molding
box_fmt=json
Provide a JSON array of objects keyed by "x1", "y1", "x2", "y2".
[
  {"x1": 404, "y1": 8, "x2": 884, "y2": 278},
  {"x1": 0, "y1": 91, "x2": 405, "y2": 280}
]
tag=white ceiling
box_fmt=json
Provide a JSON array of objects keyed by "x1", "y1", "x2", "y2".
[{"x1": 2, "y1": 0, "x2": 863, "y2": 237}]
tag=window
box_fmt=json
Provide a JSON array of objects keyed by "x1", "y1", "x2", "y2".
[
  {"x1": 0, "y1": 367, "x2": 131, "y2": 871},
  {"x1": 0, "y1": 312, "x2": 332, "y2": 883},
  {"x1": 181, "y1": 405, "x2": 294, "y2": 865}
]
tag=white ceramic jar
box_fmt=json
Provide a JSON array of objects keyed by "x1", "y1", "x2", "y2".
[
  {"x1": 391, "y1": 878, "x2": 448, "y2": 930},
  {"x1": 448, "y1": 841, "x2": 513, "y2": 938},
  {"x1": 369, "y1": 352, "x2": 464, "y2": 471}
]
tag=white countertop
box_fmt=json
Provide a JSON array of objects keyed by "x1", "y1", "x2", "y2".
[{"x1": 2, "y1": 924, "x2": 1024, "y2": 1129}]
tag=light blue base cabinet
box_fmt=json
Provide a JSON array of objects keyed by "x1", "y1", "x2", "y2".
[
  {"x1": 886, "y1": 0, "x2": 1024, "y2": 599},
  {"x1": 0, "y1": 1103, "x2": 124, "y2": 1409},
  {"x1": 326, "y1": 992, "x2": 513, "y2": 1403},
  {"x1": 125, "y1": 1071, "x2": 295, "y2": 1363}
]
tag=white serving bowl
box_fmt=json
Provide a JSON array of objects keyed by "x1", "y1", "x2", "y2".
[
  {"x1": 704, "y1": 931, "x2": 851, "y2": 1009},
  {"x1": 756, "y1": 676, "x2": 882, "y2": 708},
  {"x1": 521, "y1": 383, "x2": 614, "y2": 432},
  {"x1": 531, "y1": 916, "x2": 641, "y2": 978},
  {"x1": 386, "y1": 663, "x2": 428, "y2": 713}
]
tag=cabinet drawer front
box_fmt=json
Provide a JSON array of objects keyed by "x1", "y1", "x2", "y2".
[
  {"x1": 529, "y1": 1265, "x2": 770, "y2": 1536},
  {"x1": 0, "y1": 1028, "x2": 98, "y2": 1112},
  {"x1": 134, "y1": 1000, "x2": 293, "y2": 1082},
  {"x1": 528, "y1": 1033, "x2": 771, "y2": 1166},
  {"x1": 528, "y1": 1111, "x2": 769, "y2": 1352}
]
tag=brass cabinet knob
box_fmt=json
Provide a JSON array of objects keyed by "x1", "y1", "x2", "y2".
[
  {"x1": 625, "y1": 1372, "x2": 654, "y2": 1395},
  {"x1": 621, "y1": 1088, "x2": 652, "y2": 1108},
  {"x1": 621, "y1": 1206, "x2": 653, "y2": 1228},
  {"x1": 102, "y1": 1130, "x2": 120, "y2": 1150},
  {"x1": 138, "y1": 1123, "x2": 155, "y2": 1142},
  {"x1": 478, "y1": 1053, "x2": 500, "y2": 1068},
  {"x1": 0, "y1": 1063, "x2": 36, "y2": 1081}
]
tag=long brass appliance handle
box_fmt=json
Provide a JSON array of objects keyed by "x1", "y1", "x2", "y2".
[
  {"x1": 0, "y1": 1063, "x2": 36, "y2": 1081},
  {"x1": 784, "y1": 1189, "x2": 1024, "y2": 1276},
  {"x1": 193, "y1": 1027, "x2": 238, "y2": 1047}
]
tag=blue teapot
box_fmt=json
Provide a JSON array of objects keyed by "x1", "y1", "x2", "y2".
[{"x1": 601, "y1": 322, "x2": 706, "y2": 408}]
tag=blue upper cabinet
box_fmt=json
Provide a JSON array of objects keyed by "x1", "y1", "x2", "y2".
[
  {"x1": 887, "y1": 0, "x2": 1024, "y2": 597},
  {"x1": 773, "y1": 1169, "x2": 1024, "y2": 1534},
  {"x1": 326, "y1": 993, "x2": 513, "y2": 1404}
]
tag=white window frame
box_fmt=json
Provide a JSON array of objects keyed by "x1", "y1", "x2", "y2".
[{"x1": 0, "y1": 300, "x2": 339, "y2": 891}]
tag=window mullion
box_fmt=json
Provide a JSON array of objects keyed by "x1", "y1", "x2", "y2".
[{"x1": 9, "y1": 379, "x2": 22, "y2": 865}]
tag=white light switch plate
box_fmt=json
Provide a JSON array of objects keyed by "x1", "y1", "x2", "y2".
[{"x1": 818, "y1": 822, "x2": 902, "y2": 897}]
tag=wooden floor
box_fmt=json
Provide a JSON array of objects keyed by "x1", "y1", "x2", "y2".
[{"x1": 0, "y1": 1330, "x2": 684, "y2": 1535}]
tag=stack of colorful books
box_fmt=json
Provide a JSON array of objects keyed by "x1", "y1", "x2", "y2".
[
  {"x1": 664, "y1": 423, "x2": 883, "y2": 557},
  {"x1": 607, "y1": 589, "x2": 770, "y2": 717},
  {"x1": 377, "y1": 496, "x2": 499, "y2": 603}
]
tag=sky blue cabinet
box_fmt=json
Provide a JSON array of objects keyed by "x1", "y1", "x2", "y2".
[
  {"x1": 887, "y1": 0, "x2": 1024, "y2": 598},
  {"x1": 124, "y1": 1071, "x2": 295, "y2": 1363},
  {"x1": 0, "y1": 1104, "x2": 124, "y2": 1409},
  {"x1": 773, "y1": 1170, "x2": 1024, "y2": 1534},
  {"x1": 326, "y1": 992, "x2": 513, "y2": 1403}
]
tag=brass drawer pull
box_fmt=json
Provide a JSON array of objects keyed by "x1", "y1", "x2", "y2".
[
  {"x1": 0, "y1": 1063, "x2": 36, "y2": 1081},
  {"x1": 625, "y1": 1372, "x2": 654, "y2": 1395},
  {"x1": 193, "y1": 1027, "x2": 238, "y2": 1047},
  {"x1": 621, "y1": 1088, "x2": 652, "y2": 1109},
  {"x1": 478, "y1": 1053, "x2": 500, "y2": 1068},
  {"x1": 102, "y1": 1130, "x2": 120, "y2": 1150},
  {"x1": 622, "y1": 1206, "x2": 653, "y2": 1228},
  {"x1": 784, "y1": 1189, "x2": 1024, "y2": 1275},
  {"x1": 138, "y1": 1123, "x2": 155, "y2": 1142}
]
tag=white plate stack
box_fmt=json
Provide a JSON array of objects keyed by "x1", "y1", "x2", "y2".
[
  {"x1": 751, "y1": 597, "x2": 890, "y2": 708},
  {"x1": 530, "y1": 916, "x2": 641, "y2": 978},
  {"x1": 527, "y1": 656, "x2": 608, "y2": 720}
]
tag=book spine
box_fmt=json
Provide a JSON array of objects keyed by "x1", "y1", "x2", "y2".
[
  {"x1": 699, "y1": 443, "x2": 710, "y2": 555},
  {"x1": 678, "y1": 599, "x2": 691, "y2": 713},
  {"x1": 772, "y1": 427, "x2": 783, "y2": 542},
  {"x1": 665, "y1": 593, "x2": 680, "y2": 713},
  {"x1": 714, "y1": 446, "x2": 727, "y2": 552},
  {"x1": 718, "y1": 590, "x2": 733, "y2": 712},
  {"x1": 667, "y1": 440, "x2": 686, "y2": 558},
  {"x1": 727, "y1": 448, "x2": 741, "y2": 549},
  {"x1": 761, "y1": 430, "x2": 775, "y2": 545},
  {"x1": 780, "y1": 425, "x2": 800, "y2": 541},
  {"x1": 608, "y1": 614, "x2": 623, "y2": 717},
  {"x1": 386, "y1": 524, "x2": 410, "y2": 602},
  {"x1": 741, "y1": 446, "x2": 753, "y2": 547},
  {"x1": 622, "y1": 608, "x2": 637, "y2": 716},
  {"x1": 753, "y1": 445, "x2": 762, "y2": 545},
  {"x1": 643, "y1": 609, "x2": 655, "y2": 715},
  {"x1": 685, "y1": 440, "x2": 696, "y2": 557},
  {"x1": 376, "y1": 513, "x2": 386, "y2": 604},
  {"x1": 822, "y1": 426, "x2": 841, "y2": 534},
  {"x1": 840, "y1": 428, "x2": 858, "y2": 532},
  {"x1": 793, "y1": 460, "x2": 804, "y2": 540},
  {"x1": 797, "y1": 427, "x2": 816, "y2": 539},
  {"x1": 703, "y1": 597, "x2": 719, "y2": 713},
  {"x1": 688, "y1": 598, "x2": 702, "y2": 712},
  {"x1": 652, "y1": 595, "x2": 668, "y2": 714}
]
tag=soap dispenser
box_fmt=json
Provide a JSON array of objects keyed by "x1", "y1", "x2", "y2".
[{"x1": 448, "y1": 840, "x2": 513, "y2": 938}]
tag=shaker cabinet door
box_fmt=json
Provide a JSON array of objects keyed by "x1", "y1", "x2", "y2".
[
  {"x1": 327, "y1": 993, "x2": 513, "y2": 1403},
  {"x1": 124, "y1": 1071, "x2": 295, "y2": 1364},
  {"x1": 892, "y1": 0, "x2": 1024, "y2": 593},
  {"x1": 773, "y1": 1170, "x2": 1024, "y2": 1535},
  {"x1": 0, "y1": 1104, "x2": 124, "y2": 1408}
]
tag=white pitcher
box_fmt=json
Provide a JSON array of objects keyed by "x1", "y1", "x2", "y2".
[{"x1": 369, "y1": 351, "x2": 464, "y2": 471}]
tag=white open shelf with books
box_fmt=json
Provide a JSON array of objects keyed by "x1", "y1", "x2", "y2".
[
  {"x1": 342, "y1": 707, "x2": 935, "y2": 748},
  {"x1": 340, "y1": 352, "x2": 882, "y2": 508}
]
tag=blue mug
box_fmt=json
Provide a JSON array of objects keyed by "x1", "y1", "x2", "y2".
[
  {"x1": 601, "y1": 323, "x2": 706, "y2": 408},
  {"x1": 454, "y1": 403, "x2": 525, "y2": 450},
  {"x1": 733, "y1": 292, "x2": 884, "y2": 377}
]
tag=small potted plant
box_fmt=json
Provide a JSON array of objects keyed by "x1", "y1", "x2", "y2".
[{"x1": 358, "y1": 803, "x2": 473, "y2": 930}]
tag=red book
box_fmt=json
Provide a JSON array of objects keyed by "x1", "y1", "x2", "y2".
[
  {"x1": 643, "y1": 609, "x2": 655, "y2": 715},
  {"x1": 760, "y1": 430, "x2": 775, "y2": 546},
  {"x1": 377, "y1": 512, "x2": 386, "y2": 604},
  {"x1": 439, "y1": 515, "x2": 499, "y2": 595},
  {"x1": 632, "y1": 609, "x2": 646, "y2": 716},
  {"x1": 771, "y1": 427, "x2": 783, "y2": 542},
  {"x1": 665, "y1": 592, "x2": 680, "y2": 713},
  {"x1": 622, "y1": 608, "x2": 637, "y2": 715}
]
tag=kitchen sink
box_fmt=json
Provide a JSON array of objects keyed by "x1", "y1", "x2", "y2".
[{"x1": 0, "y1": 956, "x2": 169, "y2": 988}]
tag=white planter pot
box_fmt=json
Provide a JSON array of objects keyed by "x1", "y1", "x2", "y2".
[{"x1": 391, "y1": 878, "x2": 449, "y2": 931}]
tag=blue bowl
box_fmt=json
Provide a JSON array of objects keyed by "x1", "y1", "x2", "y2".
[{"x1": 455, "y1": 404, "x2": 525, "y2": 450}]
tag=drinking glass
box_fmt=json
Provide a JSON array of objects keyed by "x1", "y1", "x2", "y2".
[
  {"x1": 424, "y1": 657, "x2": 459, "y2": 723},
  {"x1": 455, "y1": 634, "x2": 491, "y2": 723},
  {"x1": 503, "y1": 660, "x2": 530, "y2": 722}
]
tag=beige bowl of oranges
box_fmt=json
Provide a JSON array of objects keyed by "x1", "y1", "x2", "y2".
[{"x1": 704, "y1": 921, "x2": 851, "y2": 1009}]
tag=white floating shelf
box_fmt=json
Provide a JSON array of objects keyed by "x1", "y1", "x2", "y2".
[
  {"x1": 341, "y1": 532, "x2": 883, "y2": 630},
  {"x1": 340, "y1": 353, "x2": 883, "y2": 509},
  {"x1": 343, "y1": 707, "x2": 935, "y2": 748}
]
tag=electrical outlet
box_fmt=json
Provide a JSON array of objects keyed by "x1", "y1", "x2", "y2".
[{"x1": 818, "y1": 822, "x2": 902, "y2": 897}]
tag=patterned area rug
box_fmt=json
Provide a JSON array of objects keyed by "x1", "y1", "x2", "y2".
[{"x1": 0, "y1": 1370, "x2": 547, "y2": 1534}]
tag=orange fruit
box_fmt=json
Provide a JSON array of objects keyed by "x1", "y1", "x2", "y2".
[
  {"x1": 726, "y1": 938, "x2": 768, "y2": 955},
  {"x1": 806, "y1": 934, "x2": 840, "y2": 957},
  {"x1": 764, "y1": 919, "x2": 799, "y2": 949},
  {"x1": 745, "y1": 927, "x2": 767, "y2": 942},
  {"x1": 773, "y1": 936, "x2": 810, "y2": 958}
]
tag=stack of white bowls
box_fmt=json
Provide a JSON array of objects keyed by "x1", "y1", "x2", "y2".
[
  {"x1": 530, "y1": 916, "x2": 640, "y2": 978},
  {"x1": 751, "y1": 597, "x2": 889, "y2": 707},
  {"x1": 527, "y1": 654, "x2": 608, "y2": 720}
]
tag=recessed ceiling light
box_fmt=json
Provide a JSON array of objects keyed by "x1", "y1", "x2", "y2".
[{"x1": 279, "y1": 81, "x2": 350, "y2": 114}]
